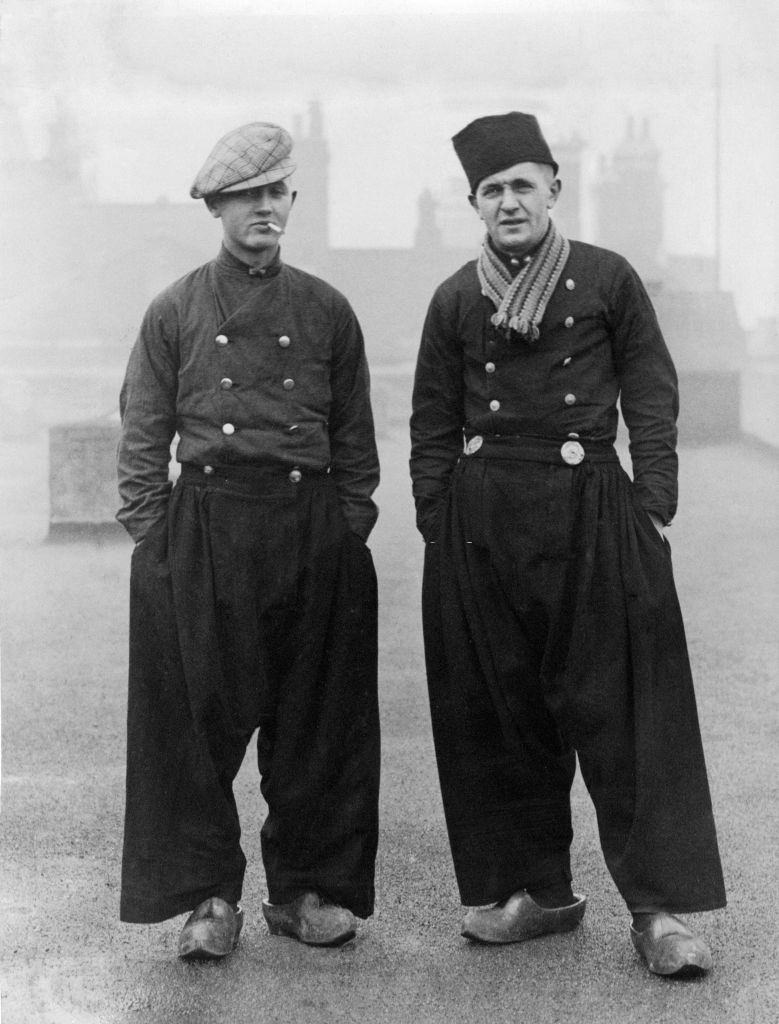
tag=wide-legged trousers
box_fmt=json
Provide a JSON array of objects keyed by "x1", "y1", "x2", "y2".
[
  {"x1": 422, "y1": 449, "x2": 726, "y2": 913},
  {"x1": 120, "y1": 465, "x2": 380, "y2": 923}
]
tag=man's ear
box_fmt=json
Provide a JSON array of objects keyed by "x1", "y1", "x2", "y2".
[
  {"x1": 290, "y1": 190, "x2": 298, "y2": 207},
  {"x1": 205, "y1": 197, "x2": 222, "y2": 220},
  {"x1": 548, "y1": 178, "x2": 561, "y2": 209},
  {"x1": 468, "y1": 194, "x2": 480, "y2": 217}
]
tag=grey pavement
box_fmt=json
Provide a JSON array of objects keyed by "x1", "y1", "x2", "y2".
[{"x1": 1, "y1": 432, "x2": 777, "y2": 1023}]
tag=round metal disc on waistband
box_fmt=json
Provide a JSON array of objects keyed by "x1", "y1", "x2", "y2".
[
  {"x1": 465, "y1": 435, "x2": 484, "y2": 455},
  {"x1": 560, "y1": 440, "x2": 585, "y2": 465}
]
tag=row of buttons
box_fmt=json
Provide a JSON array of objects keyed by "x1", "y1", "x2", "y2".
[
  {"x1": 215, "y1": 331, "x2": 298, "y2": 436},
  {"x1": 485, "y1": 354, "x2": 572, "y2": 375},
  {"x1": 484, "y1": 274, "x2": 578, "y2": 414},
  {"x1": 487, "y1": 392, "x2": 577, "y2": 413},
  {"x1": 218, "y1": 376, "x2": 295, "y2": 392},
  {"x1": 220, "y1": 422, "x2": 300, "y2": 435},
  {"x1": 485, "y1": 358, "x2": 577, "y2": 410},
  {"x1": 201, "y1": 465, "x2": 303, "y2": 483},
  {"x1": 215, "y1": 333, "x2": 291, "y2": 348}
]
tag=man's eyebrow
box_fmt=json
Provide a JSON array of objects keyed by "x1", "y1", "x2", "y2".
[{"x1": 480, "y1": 176, "x2": 536, "y2": 192}]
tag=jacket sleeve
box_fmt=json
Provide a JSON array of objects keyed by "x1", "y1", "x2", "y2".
[
  {"x1": 610, "y1": 262, "x2": 679, "y2": 524},
  {"x1": 328, "y1": 301, "x2": 380, "y2": 540},
  {"x1": 409, "y1": 286, "x2": 465, "y2": 541},
  {"x1": 116, "y1": 298, "x2": 178, "y2": 542}
]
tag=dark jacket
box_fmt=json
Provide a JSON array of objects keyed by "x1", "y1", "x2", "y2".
[
  {"x1": 118, "y1": 247, "x2": 379, "y2": 541},
  {"x1": 410, "y1": 240, "x2": 679, "y2": 540}
]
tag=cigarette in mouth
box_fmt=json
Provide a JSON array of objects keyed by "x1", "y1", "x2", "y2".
[{"x1": 266, "y1": 223, "x2": 283, "y2": 234}]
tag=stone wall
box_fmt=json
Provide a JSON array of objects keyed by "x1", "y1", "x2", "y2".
[{"x1": 48, "y1": 415, "x2": 124, "y2": 539}]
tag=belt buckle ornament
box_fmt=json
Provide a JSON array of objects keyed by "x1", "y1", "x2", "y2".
[
  {"x1": 465, "y1": 436, "x2": 483, "y2": 455},
  {"x1": 560, "y1": 440, "x2": 585, "y2": 465}
]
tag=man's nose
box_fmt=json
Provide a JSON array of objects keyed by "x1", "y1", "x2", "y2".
[{"x1": 499, "y1": 186, "x2": 519, "y2": 208}]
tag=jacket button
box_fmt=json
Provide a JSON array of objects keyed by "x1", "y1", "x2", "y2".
[
  {"x1": 219, "y1": 377, "x2": 233, "y2": 389},
  {"x1": 287, "y1": 424, "x2": 300, "y2": 433},
  {"x1": 203, "y1": 465, "x2": 214, "y2": 474},
  {"x1": 215, "y1": 334, "x2": 229, "y2": 346},
  {"x1": 283, "y1": 378, "x2": 295, "y2": 390},
  {"x1": 565, "y1": 279, "x2": 575, "y2": 290},
  {"x1": 489, "y1": 399, "x2": 501, "y2": 412},
  {"x1": 222, "y1": 423, "x2": 235, "y2": 435},
  {"x1": 563, "y1": 356, "x2": 572, "y2": 366},
  {"x1": 564, "y1": 316, "x2": 574, "y2": 328},
  {"x1": 485, "y1": 362, "x2": 496, "y2": 374},
  {"x1": 564, "y1": 393, "x2": 577, "y2": 406},
  {"x1": 278, "y1": 335, "x2": 291, "y2": 348},
  {"x1": 289, "y1": 468, "x2": 302, "y2": 483}
]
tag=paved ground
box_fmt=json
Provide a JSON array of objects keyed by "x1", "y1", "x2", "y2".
[{"x1": 1, "y1": 432, "x2": 777, "y2": 1024}]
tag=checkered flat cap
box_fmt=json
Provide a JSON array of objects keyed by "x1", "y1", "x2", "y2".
[{"x1": 190, "y1": 122, "x2": 296, "y2": 199}]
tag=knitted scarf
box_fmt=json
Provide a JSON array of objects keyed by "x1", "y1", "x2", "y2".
[{"x1": 477, "y1": 222, "x2": 570, "y2": 343}]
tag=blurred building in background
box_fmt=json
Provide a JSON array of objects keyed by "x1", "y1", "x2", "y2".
[{"x1": 1, "y1": 96, "x2": 773, "y2": 517}]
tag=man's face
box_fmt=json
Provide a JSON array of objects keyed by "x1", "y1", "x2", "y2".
[
  {"x1": 208, "y1": 179, "x2": 296, "y2": 263},
  {"x1": 469, "y1": 162, "x2": 560, "y2": 257}
]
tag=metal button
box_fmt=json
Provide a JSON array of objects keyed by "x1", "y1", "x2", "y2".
[
  {"x1": 563, "y1": 356, "x2": 572, "y2": 366},
  {"x1": 561, "y1": 441, "x2": 585, "y2": 465},
  {"x1": 278, "y1": 335, "x2": 291, "y2": 348},
  {"x1": 465, "y1": 436, "x2": 483, "y2": 455},
  {"x1": 489, "y1": 399, "x2": 501, "y2": 412},
  {"x1": 203, "y1": 465, "x2": 214, "y2": 475},
  {"x1": 282, "y1": 378, "x2": 295, "y2": 390},
  {"x1": 288, "y1": 469, "x2": 302, "y2": 484},
  {"x1": 219, "y1": 377, "x2": 233, "y2": 390},
  {"x1": 565, "y1": 316, "x2": 574, "y2": 328},
  {"x1": 222, "y1": 423, "x2": 235, "y2": 435},
  {"x1": 564, "y1": 393, "x2": 577, "y2": 406},
  {"x1": 565, "y1": 279, "x2": 575, "y2": 290},
  {"x1": 287, "y1": 424, "x2": 299, "y2": 434},
  {"x1": 215, "y1": 334, "x2": 229, "y2": 346},
  {"x1": 485, "y1": 362, "x2": 496, "y2": 374}
]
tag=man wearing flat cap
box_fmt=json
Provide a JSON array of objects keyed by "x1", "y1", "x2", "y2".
[
  {"x1": 117, "y1": 122, "x2": 381, "y2": 959},
  {"x1": 410, "y1": 112, "x2": 725, "y2": 976}
]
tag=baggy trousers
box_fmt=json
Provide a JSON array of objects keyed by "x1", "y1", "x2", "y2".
[
  {"x1": 422, "y1": 447, "x2": 726, "y2": 913},
  {"x1": 120, "y1": 465, "x2": 380, "y2": 923}
]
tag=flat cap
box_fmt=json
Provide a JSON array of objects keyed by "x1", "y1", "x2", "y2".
[
  {"x1": 190, "y1": 122, "x2": 296, "y2": 199},
  {"x1": 452, "y1": 112, "x2": 558, "y2": 192}
]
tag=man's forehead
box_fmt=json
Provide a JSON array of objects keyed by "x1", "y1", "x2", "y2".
[{"x1": 477, "y1": 162, "x2": 552, "y2": 189}]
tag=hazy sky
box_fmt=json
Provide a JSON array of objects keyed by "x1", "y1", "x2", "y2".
[{"x1": 1, "y1": 0, "x2": 776, "y2": 326}]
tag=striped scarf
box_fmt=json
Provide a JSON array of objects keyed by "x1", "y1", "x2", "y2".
[{"x1": 477, "y1": 222, "x2": 570, "y2": 343}]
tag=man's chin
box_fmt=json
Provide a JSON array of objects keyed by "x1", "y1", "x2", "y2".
[
  {"x1": 241, "y1": 237, "x2": 279, "y2": 255},
  {"x1": 495, "y1": 230, "x2": 530, "y2": 253}
]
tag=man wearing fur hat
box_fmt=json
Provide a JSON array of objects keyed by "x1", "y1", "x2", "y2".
[
  {"x1": 410, "y1": 112, "x2": 725, "y2": 976},
  {"x1": 117, "y1": 122, "x2": 380, "y2": 959}
]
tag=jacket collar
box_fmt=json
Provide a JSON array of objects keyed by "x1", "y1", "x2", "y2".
[{"x1": 215, "y1": 244, "x2": 283, "y2": 279}]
